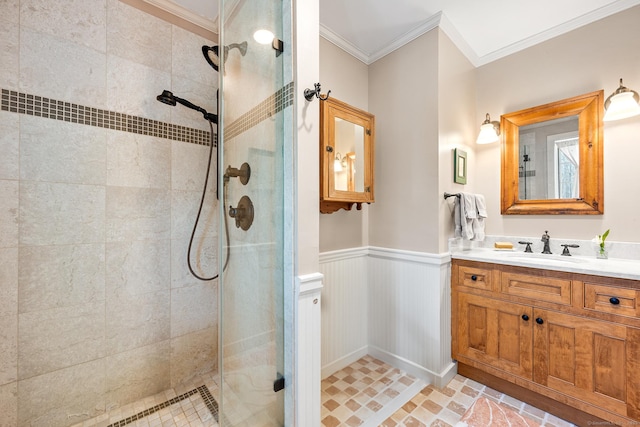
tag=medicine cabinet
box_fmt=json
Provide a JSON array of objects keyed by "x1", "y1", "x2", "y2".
[{"x1": 320, "y1": 97, "x2": 375, "y2": 213}]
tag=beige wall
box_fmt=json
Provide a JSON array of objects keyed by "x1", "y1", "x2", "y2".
[
  {"x1": 295, "y1": 0, "x2": 321, "y2": 274},
  {"x1": 319, "y1": 38, "x2": 370, "y2": 252},
  {"x1": 368, "y1": 31, "x2": 440, "y2": 253},
  {"x1": 475, "y1": 5, "x2": 640, "y2": 243},
  {"x1": 437, "y1": 30, "x2": 477, "y2": 253}
]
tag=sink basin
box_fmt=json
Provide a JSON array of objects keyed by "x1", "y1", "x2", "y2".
[{"x1": 500, "y1": 252, "x2": 588, "y2": 264}]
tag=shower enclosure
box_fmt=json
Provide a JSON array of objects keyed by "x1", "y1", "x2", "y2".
[{"x1": 217, "y1": 0, "x2": 294, "y2": 425}]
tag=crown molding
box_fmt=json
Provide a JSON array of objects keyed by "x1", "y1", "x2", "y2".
[
  {"x1": 472, "y1": 0, "x2": 640, "y2": 66},
  {"x1": 321, "y1": 0, "x2": 640, "y2": 68},
  {"x1": 138, "y1": 0, "x2": 217, "y2": 33},
  {"x1": 319, "y1": 23, "x2": 370, "y2": 64}
]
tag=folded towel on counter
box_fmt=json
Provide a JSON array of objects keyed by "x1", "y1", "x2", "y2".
[{"x1": 473, "y1": 194, "x2": 487, "y2": 241}]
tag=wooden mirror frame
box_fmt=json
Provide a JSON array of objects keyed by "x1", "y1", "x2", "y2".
[
  {"x1": 320, "y1": 97, "x2": 375, "y2": 213},
  {"x1": 501, "y1": 90, "x2": 604, "y2": 215}
]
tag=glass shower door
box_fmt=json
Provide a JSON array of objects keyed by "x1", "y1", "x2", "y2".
[{"x1": 218, "y1": 0, "x2": 293, "y2": 425}]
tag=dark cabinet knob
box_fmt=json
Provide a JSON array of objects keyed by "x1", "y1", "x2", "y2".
[
  {"x1": 535, "y1": 317, "x2": 544, "y2": 325},
  {"x1": 610, "y1": 297, "x2": 620, "y2": 305},
  {"x1": 471, "y1": 275, "x2": 477, "y2": 281},
  {"x1": 522, "y1": 314, "x2": 529, "y2": 321}
]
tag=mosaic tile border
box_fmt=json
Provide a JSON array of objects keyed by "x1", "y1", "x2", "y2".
[
  {"x1": 106, "y1": 385, "x2": 219, "y2": 427},
  {"x1": 225, "y1": 81, "x2": 294, "y2": 140},
  {"x1": 0, "y1": 88, "x2": 214, "y2": 146},
  {"x1": 1, "y1": 82, "x2": 294, "y2": 146}
]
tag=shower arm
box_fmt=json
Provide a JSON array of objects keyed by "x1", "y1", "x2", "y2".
[{"x1": 174, "y1": 96, "x2": 218, "y2": 124}]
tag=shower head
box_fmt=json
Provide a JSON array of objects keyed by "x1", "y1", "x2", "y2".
[
  {"x1": 202, "y1": 41, "x2": 248, "y2": 71},
  {"x1": 157, "y1": 90, "x2": 177, "y2": 106},
  {"x1": 155, "y1": 90, "x2": 217, "y2": 123}
]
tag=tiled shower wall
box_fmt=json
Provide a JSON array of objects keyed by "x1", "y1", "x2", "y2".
[{"x1": 0, "y1": 1, "x2": 220, "y2": 425}]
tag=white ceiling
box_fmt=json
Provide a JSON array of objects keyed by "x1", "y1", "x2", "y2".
[{"x1": 170, "y1": 0, "x2": 640, "y2": 66}]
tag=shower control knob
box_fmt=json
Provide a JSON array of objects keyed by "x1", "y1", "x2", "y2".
[{"x1": 228, "y1": 195, "x2": 254, "y2": 231}]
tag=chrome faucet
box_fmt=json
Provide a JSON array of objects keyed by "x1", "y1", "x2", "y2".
[{"x1": 541, "y1": 230, "x2": 552, "y2": 254}]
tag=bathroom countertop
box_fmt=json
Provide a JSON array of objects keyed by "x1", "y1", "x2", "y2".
[{"x1": 451, "y1": 248, "x2": 640, "y2": 281}]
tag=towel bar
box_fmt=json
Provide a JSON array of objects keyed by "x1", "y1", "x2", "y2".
[{"x1": 444, "y1": 192, "x2": 461, "y2": 200}]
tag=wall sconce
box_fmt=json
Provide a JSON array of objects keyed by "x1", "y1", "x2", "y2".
[
  {"x1": 476, "y1": 113, "x2": 500, "y2": 144},
  {"x1": 604, "y1": 78, "x2": 640, "y2": 121},
  {"x1": 334, "y1": 152, "x2": 343, "y2": 172}
]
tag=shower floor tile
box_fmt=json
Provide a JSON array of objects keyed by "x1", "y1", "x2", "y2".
[{"x1": 71, "y1": 373, "x2": 220, "y2": 427}]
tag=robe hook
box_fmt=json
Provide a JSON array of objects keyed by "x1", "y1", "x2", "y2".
[{"x1": 304, "y1": 82, "x2": 331, "y2": 102}]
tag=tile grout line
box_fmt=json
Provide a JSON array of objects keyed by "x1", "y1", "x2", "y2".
[{"x1": 361, "y1": 379, "x2": 427, "y2": 427}]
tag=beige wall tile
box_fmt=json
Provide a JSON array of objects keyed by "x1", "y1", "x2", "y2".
[
  {"x1": 18, "y1": 302, "x2": 105, "y2": 379},
  {"x1": 0, "y1": 112, "x2": 19, "y2": 180},
  {"x1": 171, "y1": 140, "x2": 216, "y2": 191},
  {"x1": 0, "y1": 19, "x2": 18, "y2": 90},
  {"x1": 0, "y1": 382, "x2": 17, "y2": 427},
  {"x1": 105, "y1": 186, "x2": 170, "y2": 242},
  {"x1": 170, "y1": 75, "x2": 218, "y2": 132},
  {"x1": 20, "y1": 0, "x2": 106, "y2": 52},
  {"x1": 106, "y1": 0, "x2": 171, "y2": 72},
  {"x1": 0, "y1": 0, "x2": 19, "y2": 24},
  {"x1": 20, "y1": 116, "x2": 107, "y2": 184},
  {"x1": 20, "y1": 27, "x2": 107, "y2": 107},
  {"x1": 171, "y1": 235, "x2": 218, "y2": 288},
  {"x1": 0, "y1": 247, "x2": 17, "y2": 318},
  {"x1": 18, "y1": 244, "x2": 105, "y2": 313},
  {"x1": 172, "y1": 25, "x2": 216, "y2": 88},
  {"x1": 0, "y1": 315, "x2": 17, "y2": 385},
  {"x1": 171, "y1": 190, "x2": 215, "y2": 240},
  {"x1": 18, "y1": 359, "x2": 105, "y2": 426},
  {"x1": 20, "y1": 182, "x2": 105, "y2": 246},
  {"x1": 106, "y1": 132, "x2": 171, "y2": 189},
  {"x1": 105, "y1": 289, "x2": 170, "y2": 354},
  {"x1": 106, "y1": 240, "x2": 170, "y2": 297},
  {"x1": 171, "y1": 281, "x2": 217, "y2": 337},
  {"x1": 0, "y1": 180, "x2": 18, "y2": 248},
  {"x1": 106, "y1": 54, "x2": 171, "y2": 122},
  {"x1": 170, "y1": 327, "x2": 217, "y2": 388},
  {"x1": 105, "y1": 340, "x2": 171, "y2": 409}
]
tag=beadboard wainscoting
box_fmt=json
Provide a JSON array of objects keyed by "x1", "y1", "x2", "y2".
[{"x1": 319, "y1": 247, "x2": 456, "y2": 388}]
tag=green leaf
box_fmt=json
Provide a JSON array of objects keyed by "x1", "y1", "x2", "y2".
[{"x1": 602, "y1": 229, "x2": 610, "y2": 242}]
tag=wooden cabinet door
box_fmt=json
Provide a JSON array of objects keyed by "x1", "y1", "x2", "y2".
[
  {"x1": 456, "y1": 292, "x2": 533, "y2": 379},
  {"x1": 533, "y1": 309, "x2": 631, "y2": 417}
]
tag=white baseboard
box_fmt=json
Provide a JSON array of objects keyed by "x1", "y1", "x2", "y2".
[
  {"x1": 368, "y1": 346, "x2": 438, "y2": 385},
  {"x1": 434, "y1": 361, "x2": 458, "y2": 388},
  {"x1": 321, "y1": 346, "x2": 369, "y2": 379}
]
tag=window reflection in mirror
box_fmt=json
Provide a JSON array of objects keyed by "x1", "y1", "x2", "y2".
[{"x1": 518, "y1": 116, "x2": 579, "y2": 200}]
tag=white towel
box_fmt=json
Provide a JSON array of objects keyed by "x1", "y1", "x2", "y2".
[
  {"x1": 460, "y1": 193, "x2": 476, "y2": 240},
  {"x1": 473, "y1": 194, "x2": 487, "y2": 241},
  {"x1": 453, "y1": 197, "x2": 463, "y2": 238}
]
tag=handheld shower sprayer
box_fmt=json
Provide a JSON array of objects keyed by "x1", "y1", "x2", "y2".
[
  {"x1": 156, "y1": 90, "x2": 217, "y2": 123},
  {"x1": 202, "y1": 41, "x2": 248, "y2": 71}
]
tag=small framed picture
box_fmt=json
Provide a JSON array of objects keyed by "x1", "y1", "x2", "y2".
[{"x1": 454, "y1": 148, "x2": 467, "y2": 184}]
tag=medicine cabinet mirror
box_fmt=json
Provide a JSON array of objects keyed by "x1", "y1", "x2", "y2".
[
  {"x1": 501, "y1": 90, "x2": 604, "y2": 215},
  {"x1": 320, "y1": 97, "x2": 375, "y2": 213}
]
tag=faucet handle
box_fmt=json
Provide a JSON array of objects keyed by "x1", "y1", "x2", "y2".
[
  {"x1": 561, "y1": 244, "x2": 580, "y2": 256},
  {"x1": 518, "y1": 241, "x2": 533, "y2": 253}
]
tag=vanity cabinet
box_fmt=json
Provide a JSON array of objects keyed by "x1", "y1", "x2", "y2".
[{"x1": 452, "y1": 259, "x2": 640, "y2": 425}]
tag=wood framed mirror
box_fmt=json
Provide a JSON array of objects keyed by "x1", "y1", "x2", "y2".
[
  {"x1": 501, "y1": 90, "x2": 604, "y2": 215},
  {"x1": 320, "y1": 97, "x2": 375, "y2": 213}
]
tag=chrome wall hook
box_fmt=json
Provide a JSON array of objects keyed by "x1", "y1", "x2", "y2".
[{"x1": 304, "y1": 82, "x2": 331, "y2": 102}]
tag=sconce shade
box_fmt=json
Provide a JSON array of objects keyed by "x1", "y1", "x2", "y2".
[
  {"x1": 334, "y1": 152, "x2": 343, "y2": 172},
  {"x1": 604, "y1": 79, "x2": 640, "y2": 121},
  {"x1": 477, "y1": 113, "x2": 500, "y2": 144}
]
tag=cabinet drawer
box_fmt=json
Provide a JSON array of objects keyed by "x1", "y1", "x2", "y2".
[
  {"x1": 501, "y1": 272, "x2": 571, "y2": 305},
  {"x1": 584, "y1": 283, "x2": 640, "y2": 318},
  {"x1": 458, "y1": 266, "x2": 492, "y2": 291}
]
